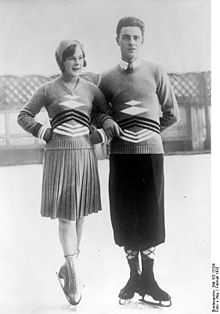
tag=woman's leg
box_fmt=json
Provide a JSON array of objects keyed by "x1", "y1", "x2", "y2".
[
  {"x1": 76, "y1": 217, "x2": 85, "y2": 254},
  {"x1": 59, "y1": 218, "x2": 78, "y2": 256},
  {"x1": 58, "y1": 218, "x2": 81, "y2": 303}
]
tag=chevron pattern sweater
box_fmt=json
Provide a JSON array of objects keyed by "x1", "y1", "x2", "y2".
[
  {"x1": 99, "y1": 60, "x2": 179, "y2": 154},
  {"x1": 17, "y1": 76, "x2": 109, "y2": 147}
]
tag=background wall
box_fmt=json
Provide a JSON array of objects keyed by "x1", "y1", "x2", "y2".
[{"x1": 0, "y1": 0, "x2": 210, "y2": 75}]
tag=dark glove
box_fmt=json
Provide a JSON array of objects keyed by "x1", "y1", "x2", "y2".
[
  {"x1": 89, "y1": 125, "x2": 106, "y2": 145},
  {"x1": 103, "y1": 119, "x2": 122, "y2": 139},
  {"x1": 43, "y1": 128, "x2": 53, "y2": 143}
]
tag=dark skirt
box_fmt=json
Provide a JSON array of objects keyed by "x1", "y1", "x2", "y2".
[
  {"x1": 109, "y1": 154, "x2": 165, "y2": 250},
  {"x1": 41, "y1": 135, "x2": 102, "y2": 220}
]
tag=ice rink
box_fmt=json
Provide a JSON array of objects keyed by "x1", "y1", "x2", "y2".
[{"x1": 0, "y1": 154, "x2": 210, "y2": 314}]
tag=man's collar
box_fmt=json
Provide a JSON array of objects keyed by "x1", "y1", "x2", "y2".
[{"x1": 119, "y1": 59, "x2": 141, "y2": 70}]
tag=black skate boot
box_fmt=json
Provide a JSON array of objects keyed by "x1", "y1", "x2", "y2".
[
  {"x1": 118, "y1": 249, "x2": 141, "y2": 304},
  {"x1": 139, "y1": 256, "x2": 171, "y2": 307}
]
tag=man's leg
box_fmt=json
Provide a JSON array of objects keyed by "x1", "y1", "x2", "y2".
[
  {"x1": 139, "y1": 247, "x2": 171, "y2": 307},
  {"x1": 118, "y1": 248, "x2": 141, "y2": 303}
]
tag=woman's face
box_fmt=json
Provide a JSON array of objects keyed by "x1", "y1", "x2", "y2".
[{"x1": 63, "y1": 45, "x2": 84, "y2": 76}]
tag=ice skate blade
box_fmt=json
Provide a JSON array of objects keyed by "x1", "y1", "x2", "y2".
[
  {"x1": 119, "y1": 298, "x2": 132, "y2": 305},
  {"x1": 56, "y1": 272, "x2": 81, "y2": 306},
  {"x1": 139, "y1": 296, "x2": 172, "y2": 308}
]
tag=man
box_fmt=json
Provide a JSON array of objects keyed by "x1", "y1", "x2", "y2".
[{"x1": 100, "y1": 16, "x2": 179, "y2": 307}]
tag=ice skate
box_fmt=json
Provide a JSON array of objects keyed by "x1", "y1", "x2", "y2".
[
  {"x1": 139, "y1": 256, "x2": 171, "y2": 307},
  {"x1": 57, "y1": 260, "x2": 81, "y2": 306},
  {"x1": 139, "y1": 279, "x2": 171, "y2": 307},
  {"x1": 118, "y1": 249, "x2": 141, "y2": 305},
  {"x1": 118, "y1": 275, "x2": 141, "y2": 304}
]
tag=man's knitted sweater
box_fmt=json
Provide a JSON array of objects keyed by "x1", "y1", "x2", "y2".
[{"x1": 99, "y1": 60, "x2": 179, "y2": 154}]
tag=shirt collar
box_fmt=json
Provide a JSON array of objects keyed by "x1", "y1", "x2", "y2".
[{"x1": 119, "y1": 59, "x2": 141, "y2": 71}]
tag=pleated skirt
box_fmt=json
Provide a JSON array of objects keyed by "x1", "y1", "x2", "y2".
[
  {"x1": 109, "y1": 154, "x2": 165, "y2": 250},
  {"x1": 41, "y1": 134, "x2": 102, "y2": 220}
]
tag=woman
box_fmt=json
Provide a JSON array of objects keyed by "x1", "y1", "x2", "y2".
[{"x1": 17, "y1": 40, "x2": 110, "y2": 305}]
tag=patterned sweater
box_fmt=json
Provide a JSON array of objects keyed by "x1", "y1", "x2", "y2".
[
  {"x1": 99, "y1": 60, "x2": 179, "y2": 154},
  {"x1": 17, "y1": 76, "x2": 108, "y2": 148}
]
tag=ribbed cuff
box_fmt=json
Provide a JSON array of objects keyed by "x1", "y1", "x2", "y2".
[
  {"x1": 32, "y1": 122, "x2": 43, "y2": 138},
  {"x1": 37, "y1": 125, "x2": 48, "y2": 140}
]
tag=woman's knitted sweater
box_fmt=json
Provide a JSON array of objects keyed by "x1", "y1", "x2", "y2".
[{"x1": 17, "y1": 76, "x2": 108, "y2": 147}]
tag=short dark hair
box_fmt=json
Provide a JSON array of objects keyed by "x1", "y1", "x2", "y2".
[
  {"x1": 62, "y1": 43, "x2": 87, "y2": 67},
  {"x1": 55, "y1": 41, "x2": 87, "y2": 72},
  {"x1": 116, "y1": 16, "x2": 145, "y2": 39}
]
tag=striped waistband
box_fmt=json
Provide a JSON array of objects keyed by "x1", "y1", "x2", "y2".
[
  {"x1": 118, "y1": 116, "x2": 160, "y2": 132},
  {"x1": 53, "y1": 122, "x2": 90, "y2": 138},
  {"x1": 118, "y1": 116, "x2": 160, "y2": 143},
  {"x1": 50, "y1": 109, "x2": 90, "y2": 138},
  {"x1": 51, "y1": 109, "x2": 90, "y2": 129},
  {"x1": 110, "y1": 133, "x2": 164, "y2": 154}
]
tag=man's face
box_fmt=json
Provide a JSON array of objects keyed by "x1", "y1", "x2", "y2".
[{"x1": 117, "y1": 26, "x2": 143, "y2": 62}]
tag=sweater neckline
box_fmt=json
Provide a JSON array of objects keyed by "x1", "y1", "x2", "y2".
[
  {"x1": 119, "y1": 59, "x2": 142, "y2": 71},
  {"x1": 59, "y1": 76, "x2": 80, "y2": 95}
]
